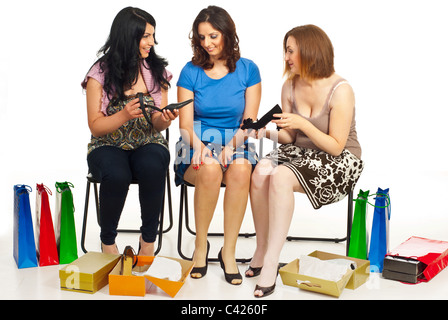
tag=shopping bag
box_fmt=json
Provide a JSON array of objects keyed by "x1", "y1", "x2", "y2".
[
  {"x1": 386, "y1": 236, "x2": 448, "y2": 283},
  {"x1": 35, "y1": 184, "x2": 59, "y2": 266},
  {"x1": 348, "y1": 189, "x2": 369, "y2": 260},
  {"x1": 13, "y1": 185, "x2": 38, "y2": 269},
  {"x1": 55, "y1": 182, "x2": 78, "y2": 264},
  {"x1": 368, "y1": 188, "x2": 391, "y2": 272}
]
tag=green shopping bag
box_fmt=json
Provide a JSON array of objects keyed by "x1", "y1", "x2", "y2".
[
  {"x1": 348, "y1": 189, "x2": 369, "y2": 259},
  {"x1": 55, "y1": 182, "x2": 78, "y2": 264}
]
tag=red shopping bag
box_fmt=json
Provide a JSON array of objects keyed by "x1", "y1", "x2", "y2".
[
  {"x1": 386, "y1": 236, "x2": 448, "y2": 282},
  {"x1": 36, "y1": 184, "x2": 59, "y2": 266}
]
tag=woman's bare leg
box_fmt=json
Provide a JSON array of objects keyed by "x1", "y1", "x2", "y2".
[
  {"x1": 221, "y1": 158, "x2": 253, "y2": 284},
  {"x1": 247, "y1": 159, "x2": 275, "y2": 276},
  {"x1": 183, "y1": 157, "x2": 222, "y2": 277},
  {"x1": 254, "y1": 165, "x2": 304, "y2": 296}
]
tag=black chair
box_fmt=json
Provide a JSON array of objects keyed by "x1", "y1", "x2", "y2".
[
  {"x1": 177, "y1": 184, "x2": 255, "y2": 263},
  {"x1": 80, "y1": 130, "x2": 173, "y2": 255}
]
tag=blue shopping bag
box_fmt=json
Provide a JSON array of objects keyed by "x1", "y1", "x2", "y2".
[
  {"x1": 368, "y1": 188, "x2": 391, "y2": 272},
  {"x1": 13, "y1": 185, "x2": 38, "y2": 269}
]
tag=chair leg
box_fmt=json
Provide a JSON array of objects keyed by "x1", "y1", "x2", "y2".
[
  {"x1": 163, "y1": 170, "x2": 174, "y2": 233},
  {"x1": 154, "y1": 170, "x2": 173, "y2": 255},
  {"x1": 346, "y1": 191, "x2": 353, "y2": 256},
  {"x1": 80, "y1": 180, "x2": 91, "y2": 254},
  {"x1": 177, "y1": 184, "x2": 191, "y2": 260},
  {"x1": 154, "y1": 187, "x2": 165, "y2": 256},
  {"x1": 93, "y1": 182, "x2": 100, "y2": 226}
]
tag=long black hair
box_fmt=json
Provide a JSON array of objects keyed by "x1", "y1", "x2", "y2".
[{"x1": 93, "y1": 7, "x2": 170, "y2": 103}]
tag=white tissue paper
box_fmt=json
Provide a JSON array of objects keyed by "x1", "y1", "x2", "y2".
[
  {"x1": 298, "y1": 255, "x2": 357, "y2": 282},
  {"x1": 145, "y1": 257, "x2": 182, "y2": 281}
]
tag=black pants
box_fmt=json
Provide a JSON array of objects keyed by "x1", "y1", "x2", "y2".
[{"x1": 87, "y1": 144, "x2": 170, "y2": 245}]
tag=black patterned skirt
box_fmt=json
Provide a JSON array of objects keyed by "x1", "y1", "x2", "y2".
[{"x1": 265, "y1": 144, "x2": 364, "y2": 209}]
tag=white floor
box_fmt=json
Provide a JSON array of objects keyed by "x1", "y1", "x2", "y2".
[{"x1": 1, "y1": 169, "x2": 448, "y2": 302}]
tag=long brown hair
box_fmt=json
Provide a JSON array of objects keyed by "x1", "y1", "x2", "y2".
[
  {"x1": 284, "y1": 25, "x2": 335, "y2": 81},
  {"x1": 190, "y1": 6, "x2": 240, "y2": 72}
]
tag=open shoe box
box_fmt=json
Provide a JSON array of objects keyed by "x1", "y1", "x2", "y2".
[
  {"x1": 108, "y1": 255, "x2": 194, "y2": 297},
  {"x1": 279, "y1": 250, "x2": 370, "y2": 297},
  {"x1": 59, "y1": 252, "x2": 121, "y2": 294}
]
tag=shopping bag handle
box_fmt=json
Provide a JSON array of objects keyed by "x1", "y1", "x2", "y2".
[
  {"x1": 55, "y1": 182, "x2": 74, "y2": 193},
  {"x1": 36, "y1": 183, "x2": 52, "y2": 196},
  {"x1": 368, "y1": 192, "x2": 390, "y2": 208},
  {"x1": 14, "y1": 185, "x2": 32, "y2": 195},
  {"x1": 353, "y1": 192, "x2": 390, "y2": 209}
]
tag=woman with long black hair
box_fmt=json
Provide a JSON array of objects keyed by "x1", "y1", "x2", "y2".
[{"x1": 81, "y1": 7, "x2": 177, "y2": 255}]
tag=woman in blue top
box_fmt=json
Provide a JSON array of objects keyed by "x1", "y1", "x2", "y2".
[{"x1": 175, "y1": 6, "x2": 261, "y2": 285}]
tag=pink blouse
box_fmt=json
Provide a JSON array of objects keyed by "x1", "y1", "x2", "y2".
[{"x1": 81, "y1": 60, "x2": 173, "y2": 115}]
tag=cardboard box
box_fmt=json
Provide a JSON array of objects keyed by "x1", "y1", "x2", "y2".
[
  {"x1": 383, "y1": 255, "x2": 425, "y2": 274},
  {"x1": 109, "y1": 255, "x2": 194, "y2": 298},
  {"x1": 59, "y1": 252, "x2": 121, "y2": 294},
  {"x1": 279, "y1": 251, "x2": 370, "y2": 297},
  {"x1": 382, "y1": 254, "x2": 425, "y2": 284},
  {"x1": 382, "y1": 269, "x2": 422, "y2": 284}
]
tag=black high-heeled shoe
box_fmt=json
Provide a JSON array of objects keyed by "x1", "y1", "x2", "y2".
[
  {"x1": 138, "y1": 92, "x2": 193, "y2": 113},
  {"x1": 253, "y1": 265, "x2": 281, "y2": 298},
  {"x1": 245, "y1": 265, "x2": 262, "y2": 278},
  {"x1": 190, "y1": 241, "x2": 210, "y2": 279},
  {"x1": 254, "y1": 283, "x2": 276, "y2": 298},
  {"x1": 241, "y1": 104, "x2": 282, "y2": 130},
  {"x1": 159, "y1": 99, "x2": 193, "y2": 112},
  {"x1": 218, "y1": 248, "x2": 243, "y2": 285}
]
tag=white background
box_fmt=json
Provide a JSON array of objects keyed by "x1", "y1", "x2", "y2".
[{"x1": 1, "y1": 0, "x2": 447, "y2": 243}]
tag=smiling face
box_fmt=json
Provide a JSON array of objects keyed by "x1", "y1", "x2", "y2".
[
  {"x1": 139, "y1": 23, "x2": 155, "y2": 59},
  {"x1": 198, "y1": 22, "x2": 224, "y2": 59},
  {"x1": 285, "y1": 36, "x2": 301, "y2": 75}
]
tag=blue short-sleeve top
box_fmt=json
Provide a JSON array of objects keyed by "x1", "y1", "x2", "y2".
[{"x1": 177, "y1": 58, "x2": 261, "y2": 145}]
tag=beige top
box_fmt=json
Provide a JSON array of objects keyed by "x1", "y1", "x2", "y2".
[{"x1": 291, "y1": 78, "x2": 362, "y2": 159}]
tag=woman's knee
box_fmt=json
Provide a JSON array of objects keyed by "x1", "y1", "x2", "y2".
[
  {"x1": 224, "y1": 161, "x2": 252, "y2": 187},
  {"x1": 132, "y1": 144, "x2": 170, "y2": 181},
  {"x1": 88, "y1": 146, "x2": 131, "y2": 184},
  {"x1": 269, "y1": 165, "x2": 296, "y2": 191},
  {"x1": 251, "y1": 160, "x2": 274, "y2": 189},
  {"x1": 195, "y1": 162, "x2": 223, "y2": 187}
]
